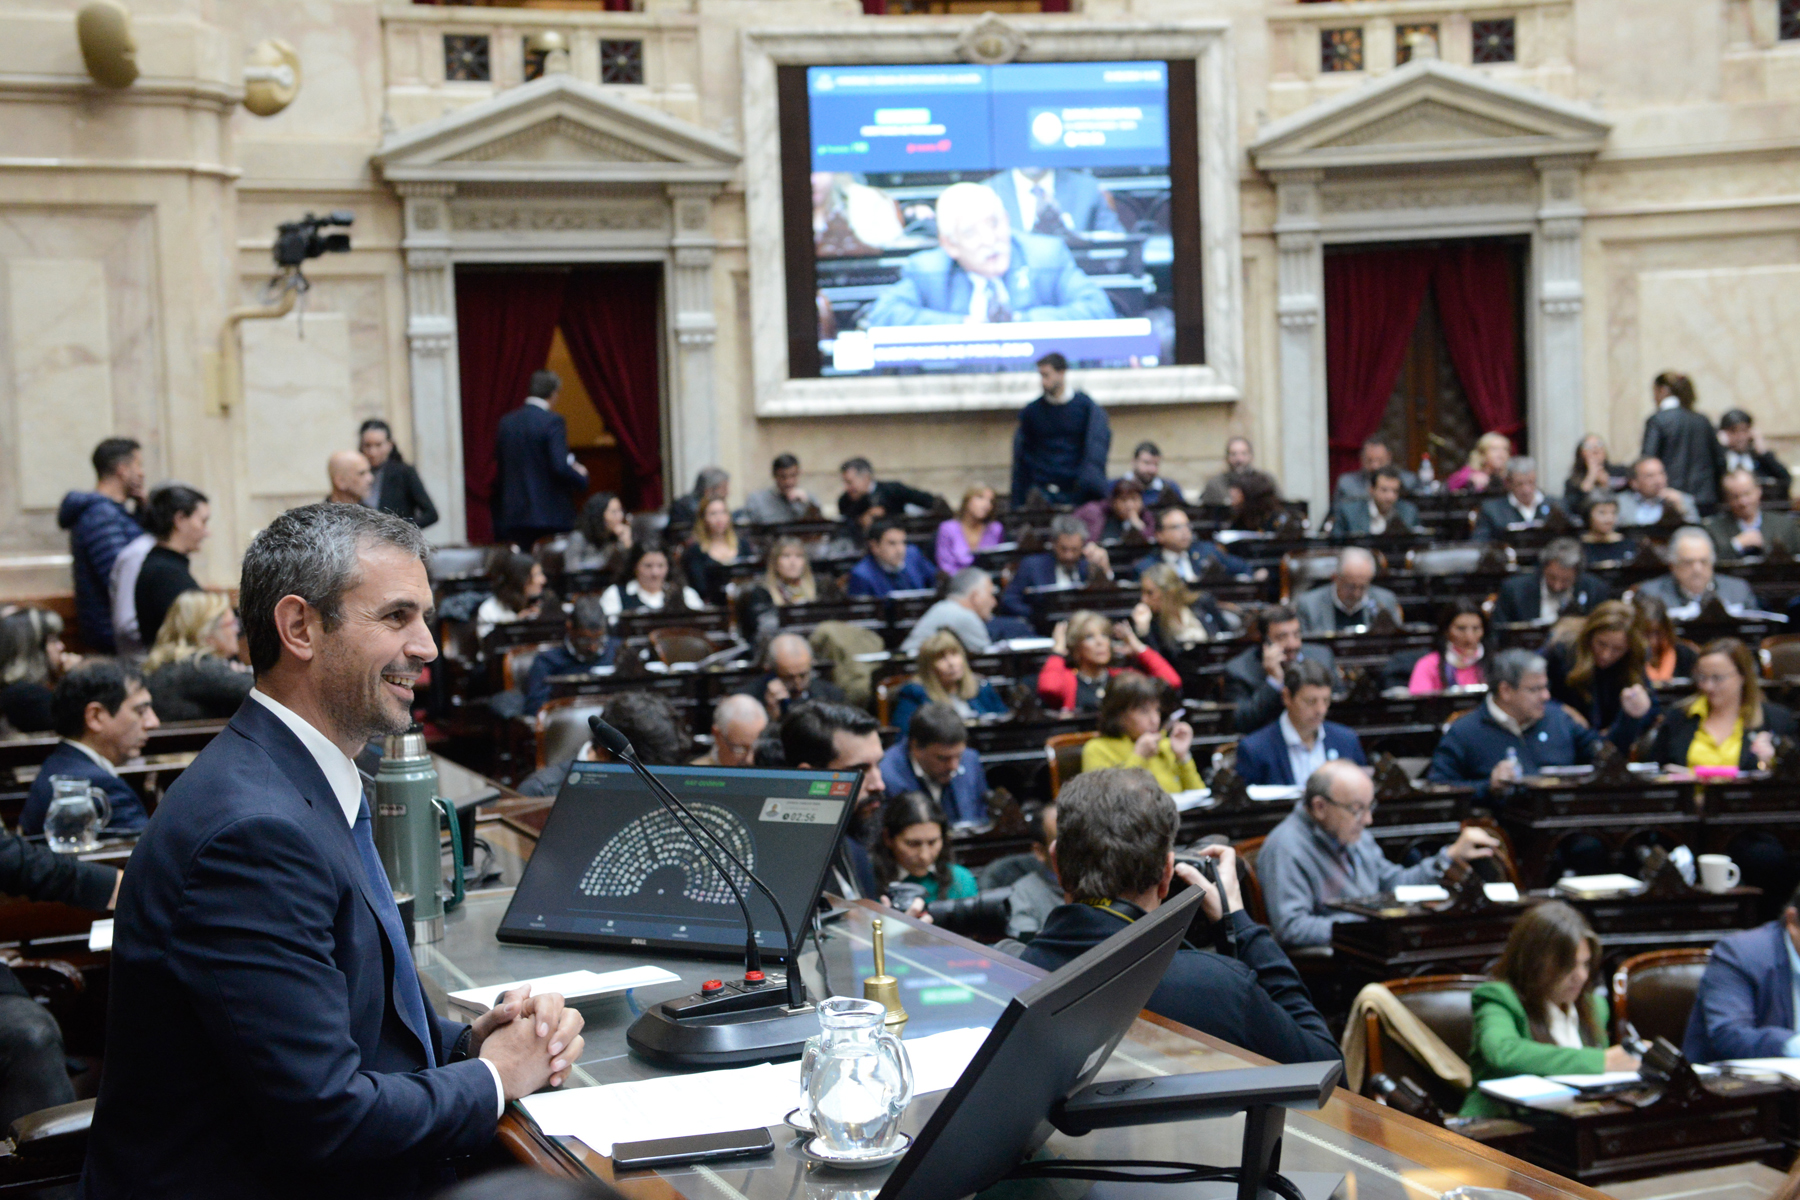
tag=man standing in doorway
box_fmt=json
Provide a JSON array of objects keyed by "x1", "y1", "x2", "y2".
[{"x1": 492, "y1": 369, "x2": 589, "y2": 549}]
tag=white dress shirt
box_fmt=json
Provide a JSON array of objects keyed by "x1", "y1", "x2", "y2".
[
  {"x1": 1366, "y1": 500, "x2": 1389, "y2": 536},
  {"x1": 1279, "y1": 713, "x2": 1330, "y2": 787},
  {"x1": 247, "y1": 689, "x2": 507, "y2": 1115},
  {"x1": 1509, "y1": 490, "x2": 1546, "y2": 523},
  {"x1": 61, "y1": 738, "x2": 120, "y2": 777},
  {"x1": 1727, "y1": 449, "x2": 1760, "y2": 474},
  {"x1": 1161, "y1": 548, "x2": 1197, "y2": 583}
]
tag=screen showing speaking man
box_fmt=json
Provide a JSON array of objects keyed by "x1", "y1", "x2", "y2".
[{"x1": 805, "y1": 61, "x2": 1176, "y2": 376}]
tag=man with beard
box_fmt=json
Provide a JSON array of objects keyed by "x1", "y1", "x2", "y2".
[{"x1": 81, "y1": 504, "x2": 585, "y2": 1199}]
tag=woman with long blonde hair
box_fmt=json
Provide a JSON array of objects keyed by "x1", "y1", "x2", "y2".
[
  {"x1": 1545, "y1": 600, "x2": 1650, "y2": 735},
  {"x1": 143, "y1": 590, "x2": 252, "y2": 721},
  {"x1": 890, "y1": 629, "x2": 1008, "y2": 733},
  {"x1": 1130, "y1": 563, "x2": 1229, "y2": 664},
  {"x1": 1447, "y1": 432, "x2": 1512, "y2": 493},
  {"x1": 934, "y1": 483, "x2": 1004, "y2": 573}
]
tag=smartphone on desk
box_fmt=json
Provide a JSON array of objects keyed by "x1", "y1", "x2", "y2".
[{"x1": 611, "y1": 1127, "x2": 775, "y2": 1171}]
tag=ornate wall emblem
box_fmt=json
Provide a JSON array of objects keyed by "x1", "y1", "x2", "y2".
[{"x1": 956, "y1": 14, "x2": 1028, "y2": 66}]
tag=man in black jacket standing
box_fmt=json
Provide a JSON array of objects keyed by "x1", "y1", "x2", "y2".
[
  {"x1": 0, "y1": 835, "x2": 119, "y2": 1127},
  {"x1": 359, "y1": 420, "x2": 439, "y2": 529},
  {"x1": 1020, "y1": 768, "x2": 1339, "y2": 1066},
  {"x1": 492, "y1": 370, "x2": 589, "y2": 548},
  {"x1": 1643, "y1": 371, "x2": 1725, "y2": 510}
]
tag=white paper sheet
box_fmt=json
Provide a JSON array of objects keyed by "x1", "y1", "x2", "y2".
[
  {"x1": 1483, "y1": 883, "x2": 1521, "y2": 903},
  {"x1": 1545, "y1": 1071, "x2": 1640, "y2": 1088},
  {"x1": 88, "y1": 918, "x2": 113, "y2": 952},
  {"x1": 1391, "y1": 883, "x2": 1517, "y2": 904},
  {"x1": 1247, "y1": 785, "x2": 1302, "y2": 803},
  {"x1": 1475, "y1": 1075, "x2": 1578, "y2": 1109},
  {"x1": 1554, "y1": 873, "x2": 1645, "y2": 898},
  {"x1": 520, "y1": 1024, "x2": 991, "y2": 1156},
  {"x1": 1171, "y1": 789, "x2": 1212, "y2": 812},
  {"x1": 447, "y1": 966, "x2": 680, "y2": 1012},
  {"x1": 1719, "y1": 1058, "x2": 1800, "y2": 1081}
]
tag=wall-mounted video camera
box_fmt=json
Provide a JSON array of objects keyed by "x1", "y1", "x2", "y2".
[{"x1": 273, "y1": 211, "x2": 353, "y2": 269}]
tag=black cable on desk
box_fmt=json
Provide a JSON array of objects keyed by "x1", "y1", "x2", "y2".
[
  {"x1": 1006, "y1": 1158, "x2": 1306, "y2": 1200},
  {"x1": 809, "y1": 909, "x2": 834, "y2": 998}
]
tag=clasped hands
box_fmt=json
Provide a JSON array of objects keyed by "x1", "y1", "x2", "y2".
[{"x1": 472, "y1": 986, "x2": 586, "y2": 1100}]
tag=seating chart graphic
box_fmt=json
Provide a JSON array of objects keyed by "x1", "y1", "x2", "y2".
[{"x1": 578, "y1": 803, "x2": 756, "y2": 906}]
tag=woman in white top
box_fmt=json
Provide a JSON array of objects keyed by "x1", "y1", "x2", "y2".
[
  {"x1": 599, "y1": 544, "x2": 703, "y2": 618},
  {"x1": 475, "y1": 551, "x2": 549, "y2": 638}
]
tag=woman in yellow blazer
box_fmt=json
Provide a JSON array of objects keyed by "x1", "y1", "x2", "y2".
[{"x1": 1080, "y1": 670, "x2": 1201, "y2": 794}]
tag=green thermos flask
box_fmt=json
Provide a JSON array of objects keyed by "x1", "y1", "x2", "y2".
[{"x1": 374, "y1": 727, "x2": 463, "y2": 944}]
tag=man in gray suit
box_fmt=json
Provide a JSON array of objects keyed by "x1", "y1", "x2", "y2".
[
  {"x1": 1706, "y1": 469, "x2": 1800, "y2": 561},
  {"x1": 1295, "y1": 548, "x2": 1403, "y2": 633},
  {"x1": 1329, "y1": 467, "x2": 1420, "y2": 540},
  {"x1": 980, "y1": 167, "x2": 1126, "y2": 241},
  {"x1": 1334, "y1": 438, "x2": 1419, "y2": 503},
  {"x1": 1637, "y1": 526, "x2": 1760, "y2": 613}
]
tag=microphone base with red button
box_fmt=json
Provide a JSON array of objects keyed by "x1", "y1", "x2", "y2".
[{"x1": 627, "y1": 970, "x2": 819, "y2": 1067}]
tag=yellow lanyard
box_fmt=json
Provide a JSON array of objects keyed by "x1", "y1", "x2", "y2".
[{"x1": 1082, "y1": 898, "x2": 1138, "y2": 924}]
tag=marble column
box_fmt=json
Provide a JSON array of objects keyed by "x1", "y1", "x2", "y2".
[
  {"x1": 1533, "y1": 158, "x2": 1586, "y2": 473},
  {"x1": 398, "y1": 183, "x2": 465, "y2": 544},
  {"x1": 1272, "y1": 172, "x2": 1330, "y2": 509},
  {"x1": 666, "y1": 183, "x2": 720, "y2": 493}
]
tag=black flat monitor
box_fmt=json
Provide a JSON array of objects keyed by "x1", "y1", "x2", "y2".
[
  {"x1": 877, "y1": 884, "x2": 1204, "y2": 1200},
  {"x1": 497, "y1": 762, "x2": 861, "y2": 961}
]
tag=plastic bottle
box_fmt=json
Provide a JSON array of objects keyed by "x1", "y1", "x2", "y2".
[
  {"x1": 1417, "y1": 455, "x2": 1436, "y2": 489},
  {"x1": 1503, "y1": 746, "x2": 1520, "y2": 778}
]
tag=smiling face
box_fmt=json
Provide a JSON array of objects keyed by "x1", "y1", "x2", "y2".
[{"x1": 314, "y1": 543, "x2": 439, "y2": 744}]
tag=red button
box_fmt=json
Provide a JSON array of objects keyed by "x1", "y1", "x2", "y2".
[
  {"x1": 744, "y1": 970, "x2": 765, "y2": 983},
  {"x1": 701, "y1": 979, "x2": 724, "y2": 994}
]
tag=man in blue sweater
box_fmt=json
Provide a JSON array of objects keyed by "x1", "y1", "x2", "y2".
[
  {"x1": 846, "y1": 519, "x2": 936, "y2": 597},
  {"x1": 58, "y1": 437, "x2": 146, "y2": 652},
  {"x1": 1011, "y1": 353, "x2": 1111, "y2": 507},
  {"x1": 1427, "y1": 646, "x2": 1652, "y2": 805},
  {"x1": 22, "y1": 658, "x2": 157, "y2": 836},
  {"x1": 1020, "y1": 768, "x2": 1340, "y2": 1065},
  {"x1": 521, "y1": 597, "x2": 617, "y2": 716}
]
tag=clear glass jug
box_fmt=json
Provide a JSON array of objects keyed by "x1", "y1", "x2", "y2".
[
  {"x1": 44, "y1": 776, "x2": 111, "y2": 854},
  {"x1": 801, "y1": 996, "x2": 913, "y2": 1159}
]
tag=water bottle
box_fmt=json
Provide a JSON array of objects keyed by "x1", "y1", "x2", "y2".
[
  {"x1": 1417, "y1": 455, "x2": 1436, "y2": 491},
  {"x1": 374, "y1": 727, "x2": 464, "y2": 944},
  {"x1": 1503, "y1": 746, "x2": 1520, "y2": 779}
]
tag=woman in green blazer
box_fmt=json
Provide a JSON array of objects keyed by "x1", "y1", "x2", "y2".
[{"x1": 1462, "y1": 901, "x2": 1641, "y2": 1117}]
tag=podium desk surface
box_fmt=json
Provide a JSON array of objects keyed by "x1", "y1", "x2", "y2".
[{"x1": 422, "y1": 889, "x2": 1609, "y2": 1200}]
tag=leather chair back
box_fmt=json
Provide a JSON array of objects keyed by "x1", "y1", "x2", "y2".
[
  {"x1": 876, "y1": 673, "x2": 916, "y2": 729},
  {"x1": 1366, "y1": 976, "x2": 1487, "y2": 1116},
  {"x1": 535, "y1": 697, "x2": 607, "y2": 769},
  {"x1": 1612, "y1": 949, "x2": 1710, "y2": 1047},
  {"x1": 649, "y1": 627, "x2": 714, "y2": 666},
  {"x1": 1046, "y1": 731, "x2": 1096, "y2": 799}
]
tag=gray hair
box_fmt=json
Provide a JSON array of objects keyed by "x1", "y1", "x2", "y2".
[
  {"x1": 712, "y1": 692, "x2": 767, "y2": 731},
  {"x1": 1302, "y1": 759, "x2": 1363, "y2": 812},
  {"x1": 947, "y1": 566, "x2": 991, "y2": 599},
  {"x1": 1337, "y1": 547, "x2": 1376, "y2": 574},
  {"x1": 1491, "y1": 647, "x2": 1547, "y2": 691},
  {"x1": 240, "y1": 502, "x2": 429, "y2": 675},
  {"x1": 1671, "y1": 526, "x2": 1715, "y2": 561},
  {"x1": 693, "y1": 466, "x2": 729, "y2": 498},
  {"x1": 1508, "y1": 456, "x2": 1537, "y2": 477},
  {"x1": 1049, "y1": 514, "x2": 1087, "y2": 542},
  {"x1": 1051, "y1": 768, "x2": 1176, "y2": 902},
  {"x1": 1542, "y1": 537, "x2": 1583, "y2": 572}
]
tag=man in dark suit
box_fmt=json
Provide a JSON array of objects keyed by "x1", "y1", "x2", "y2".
[
  {"x1": 1637, "y1": 526, "x2": 1761, "y2": 612},
  {"x1": 837, "y1": 457, "x2": 937, "y2": 532},
  {"x1": 878, "y1": 703, "x2": 989, "y2": 828},
  {"x1": 1234, "y1": 660, "x2": 1366, "y2": 787},
  {"x1": 1000, "y1": 514, "x2": 1114, "y2": 618},
  {"x1": 1334, "y1": 438, "x2": 1418, "y2": 503},
  {"x1": 1684, "y1": 884, "x2": 1800, "y2": 1062},
  {"x1": 492, "y1": 369, "x2": 589, "y2": 548},
  {"x1": 1720, "y1": 410, "x2": 1792, "y2": 497},
  {"x1": 1493, "y1": 537, "x2": 1609, "y2": 625},
  {"x1": 1132, "y1": 507, "x2": 1248, "y2": 582},
  {"x1": 1329, "y1": 467, "x2": 1420, "y2": 539},
  {"x1": 1224, "y1": 605, "x2": 1339, "y2": 735},
  {"x1": 81, "y1": 503, "x2": 583, "y2": 1200},
  {"x1": 360, "y1": 419, "x2": 439, "y2": 529},
  {"x1": 20, "y1": 658, "x2": 156, "y2": 836},
  {"x1": 1473, "y1": 457, "x2": 1563, "y2": 542},
  {"x1": 845, "y1": 519, "x2": 937, "y2": 598},
  {"x1": 980, "y1": 166, "x2": 1125, "y2": 241},
  {"x1": 863, "y1": 183, "x2": 1115, "y2": 328},
  {"x1": 735, "y1": 632, "x2": 847, "y2": 724},
  {"x1": 1708, "y1": 468, "x2": 1800, "y2": 560}
]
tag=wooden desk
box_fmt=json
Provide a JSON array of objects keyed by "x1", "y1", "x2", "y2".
[
  {"x1": 419, "y1": 887, "x2": 1613, "y2": 1200},
  {"x1": 1499, "y1": 769, "x2": 1698, "y2": 888}
]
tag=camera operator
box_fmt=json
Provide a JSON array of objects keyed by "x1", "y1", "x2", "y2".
[{"x1": 1019, "y1": 768, "x2": 1340, "y2": 1065}]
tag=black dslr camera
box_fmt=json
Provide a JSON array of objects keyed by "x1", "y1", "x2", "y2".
[
  {"x1": 274, "y1": 211, "x2": 354, "y2": 269},
  {"x1": 886, "y1": 882, "x2": 1013, "y2": 943}
]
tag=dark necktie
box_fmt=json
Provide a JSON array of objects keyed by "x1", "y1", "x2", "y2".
[
  {"x1": 352, "y1": 794, "x2": 437, "y2": 1068},
  {"x1": 1030, "y1": 183, "x2": 1063, "y2": 235},
  {"x1": 986, "y1": 277, "x2": 1012, "y2": 323}
]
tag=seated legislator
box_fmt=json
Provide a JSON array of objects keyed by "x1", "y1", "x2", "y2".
[
  {"x1": 889, "y1": 630, "x2": 1008, "y2": 735},
  {"x1": 1473, "y1": 456, "x2": 1563, "y2": 542},
  {"x1": 1081, "y1": 670, "x2": 1201, "y2": 795},
  {"x1": 1257, "y1": 761, "x2": 1499, "y2": 950},
  {"x1": 1580, "y1": 490, "x2": 1636, "y2": 567},
  {"x1": 1131, "y1": 563, "x2": 1234, "y2": 665},
  {"x1": 1464, "y1": 902, "x2": 1638, "y2": 1116},
  {"x1": 1294, "y1": 548, "x2": 1402, "y2": 634},
  {"x1": 879, "y1": 702, "x2": 990, "y2": 828},
  {"x1": 1446, "y1": 432, "x2": 1513, "y2": 494},
  {"x1": 142, "y1": 589, "x2": 255, "y2": 722},
  {"x1": 1234, "y1": 660, "x2": 1366, "y2": 787},
  {"x1": 744, "y1": 452, "x2": 820, "y2": 526},
  {"x1": 1708, "y1": 468, "x2": 1800, "y2": 561},
  {"x1": 1565, "y1": 434, "x2": 1633, "y2": 516},
  {"x1": 1121, "y1": 440, "x2": 1186, "y2": 508},
  {"x1": 736, "y1": 632, "x2": 847, "y2": 724},
  {"x1": 1427, "y1": 647, "x2": 1652, "y2": 804},
  {"x1": 1133, "y1": 506, "x2": 1249, "y2": 583},
  {"x1": 1684, "y1": 880, "x2": 1800, "y2": 1062},
  {"x1": 1330, "y1": 467, "x2": 1420, "y2": 540},
  {"x1": 680, "y1": 496, "x2": 750, "y2": 609},
  {"x1": 475, "y1": 550, "x2": 549, "y2": 639},
  {"x1": 1038, "y1": 610, "x2": 1179, "y2": 713},
  {"x1": 1720, "y1": 408, "x2": 1793, "y2": 495},
  {"x1": 735, "y1": 535, "x2": 823, "y2": 647},
  {"x1": 983, "y1": 801, "x2": 1061, "y2": 942},
  {"x1": 1075, "y1": 478, "x2": 1154, "y2": 544},
  {"x1": 0, "y1": 606, "x2": 69, "y2": 734},
  {"x1": 1621, "y1": 456, "x2": 1699, "y2": 528},
  {"x1": 1224, "y1": 605, "x2": 1340, "y2": 735},
  {"x1": 934, "y1": 483, "x2": 1004, "y2": 574},
  {"x1": 1493, "y1": 537, "x2": 1609, "y2": 626},
  {"x1": 1021, "y1": 768, "x2": 1341, "y2": 1064},
  {"x1": 837, "y1": 457, "x2": 937, "y2": 533},
  {"x1": 562, "y1": 491, "x2": 632, "y2": 577},
  {"x1": 846, "y1": 518, "x2": 937, "y2": 598},
  {"x1": 1011, "y1": 352, "x2": 1113, "y2": 508},
  {"x1": 522, "y1": 596, "x2": 617, "y2": 717},
  {"x1": 598, "y1": 543, "x2": 703, "y2": 618},
  {"x1": 1408, "y1": 601, "x2": 1490, "y2": 695},
  {"x1": 21, "y1": 658, "x2": 156, "y2": 836},
  {"x1": 901, "y1": 567, "x2": 1000, "y2": 656},
  {"x1": 81, "y1": 503, "x2": 583, "y2": 1199},
  {"x1": 863, "y1": 182, "x2": 1114, "y2": 330},
  {"x1": 871, "y1": 790, "x2": 978, "y2": 903},
  {"x1": 1545, "y1": 601, "x2": 1654, "y2": 738},
  {"x1": 1635, "y1": 591, "x2": 1699, "y2": 683},
  {"x1": 1636, "y1": 525, "x2": 1760, "y2": 614},
  {"x1": 1229, "y1": 470, "x2": 1303, "y2": 537},
  {"x1": 665, "y1": 465, "x2": 729, "y2": 533},
  {"x1": 981, "y1": 165, "x2": 1125, "y2": 240},
  {"x1": 693, "y1": 693, "x2": 767, "y2": 768},
  {"x1": 1000, "y1": 514, "x2": 1114, "y2": 618},
  {"x1": 780, "y1": 701, "x2": 889, "y2": 901},
  {"x1": 1334, "y1": 438, "x2": 1419, "y2": 503},
  {"x1": 1648, "y1": 637, "x2": 1795, "y2": 771},
  {"x1": 1200, "y1": 437, "x2": 1258, "y2": 506}
]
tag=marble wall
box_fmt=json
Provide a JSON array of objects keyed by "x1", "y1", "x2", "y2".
[{"x1": 242, "y1": 313, "x2": 356, "y2": 506}]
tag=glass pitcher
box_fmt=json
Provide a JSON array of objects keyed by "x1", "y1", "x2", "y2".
[
  {"x1": 802, "y1": 997, "x2": 913, "y2": 1159},
  {"x1": 44, "y1": 776, "x2": 111, "y2": 854}
]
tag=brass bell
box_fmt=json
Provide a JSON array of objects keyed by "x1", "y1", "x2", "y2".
[{"x1": 862, "y1": 918, "x2": 908, "y2": 1027}]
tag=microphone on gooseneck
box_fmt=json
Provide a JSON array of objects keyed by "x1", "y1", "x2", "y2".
[{"x1": 588, "y1": 715, "x2": 805, "y2": 1009}]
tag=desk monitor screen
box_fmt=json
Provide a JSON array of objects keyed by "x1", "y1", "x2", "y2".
[
  {"x1": 877, "y1": 884, "x2": 1202, "y2": 1200},
  {"x1": 496, "y1": 763, "x2": 860, "y2": 961}
]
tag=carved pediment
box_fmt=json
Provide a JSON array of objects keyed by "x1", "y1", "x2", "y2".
[
  {"x1": 1321, "y1": 100, "x2": 1529, "y2": 149},
  {"x1": 448, "y1": 116, "x2": 667, "y2": 166}
]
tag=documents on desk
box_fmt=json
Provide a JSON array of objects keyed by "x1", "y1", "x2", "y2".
[
  {"x1": 88, "y1": 917, "x2": 113, "y2": 951},
  {"x1": 1477, "y1": 1076, "x2": 1581, "y2": 1110},
  {"x1": 1392, "y1": 883, "x2": 1519, "y2": 904},
  {"x1": 1717, "y1": 1058, "x2": 1800, "y2": 1082},
  {"x1": 1170, "y1": 785, "x2": 1300, "y2": 813},
  {"x1": 520, "y1": 1026, "x2": 990, "y2": 1156},
  {"x1": 447, "y1": 966, "x2": 681, "y2": 1017},
  {"x1": 1554, "y1": 874, "x2": 1646, "y2": 899}
]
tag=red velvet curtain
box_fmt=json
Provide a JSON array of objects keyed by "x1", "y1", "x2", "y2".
[
  {"x1": 559, "y1": 267, "x2": 666, "y2": 511},
  {"x1": 1324, "y1": 248, "x2": 1435, "y2": 483},
  {"x1": 454, "y1": 270, "x2": 566, "y2": 544},
  {"x1": 1432, "y1": 243, "x2": 1522, "y2": 441}
]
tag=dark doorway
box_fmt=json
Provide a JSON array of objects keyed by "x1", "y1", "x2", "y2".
[
  {"x1": 1323, "y1": 238, "x2": 1527, "y2": 485},
  {"x1": 454, "y1": 265, "x2": 664, "y2": 543}
]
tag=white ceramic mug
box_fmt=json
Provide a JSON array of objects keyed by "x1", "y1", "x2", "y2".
[{"x1": 1698, "y1": 854, "x2": 1741, "y2": 893}]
